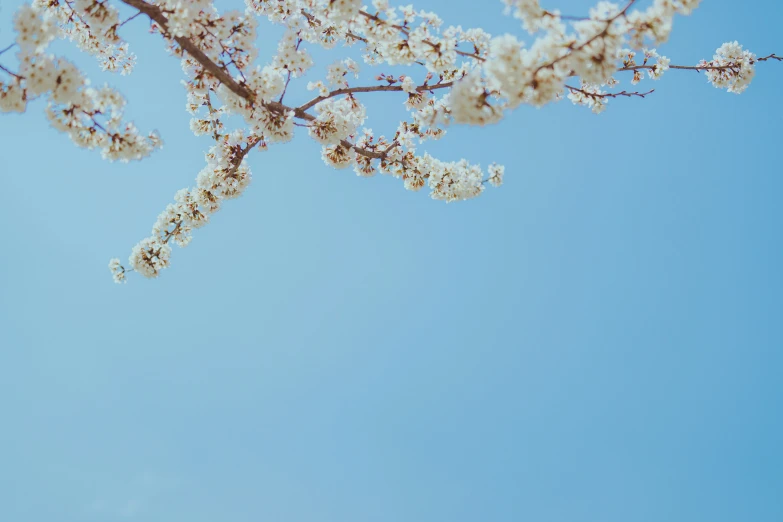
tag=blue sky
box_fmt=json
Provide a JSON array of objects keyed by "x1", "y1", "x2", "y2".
[{"x1": 1, "y1": 1, "x2": 782, "y2": 521}]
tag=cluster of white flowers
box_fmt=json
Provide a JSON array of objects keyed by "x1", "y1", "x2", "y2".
[
  {"x1": 567, "y1": 83, "x2": 609, "y2": 114},
  {"x1": 110, "y1": 132, "x2": 256, "y2": 280},
  {"x1": 307, "y1": 58, "x2": 360, "y2": 95},
  {"x1": 308, "y1": 96, "x2": 365, "y2": 144},
  {"x1": 702, "y1": 41, "x2": 756, "y2": 94},
  {"x1": 626, "y1": 0, "x2": 702, "y2": 47},
  {"x1": 645, "y1": 49, "x2": 671, "y2": 80},
  {"x1": 327, "y1": 58, "x2": 360, "y2": 89},
  {"x1": 108, "y1": 257, "x2": 126, "y2": 283},
  {"x1": 1, "y1": 3, "x2": 160, "y2": 160},
  {"x1": 618, "y1": 48, "x2": 669, "y2": 84},
  {"x1": 0, "y1": 0, "x2": 778, "y2": 281},
  {"x1": 273, "y1": 29, "x2": 313, "y2": 77},
  {"x1": 128, "y1": 237, "x2": 172, "y2": 278},
  {"x1": 34, "y1": 0, "x2": 137, "y2": 73},
  {"x1": 324, "y1": 0, "x2": 362, "y2": 23},
  {"x1": 14, "y1": 3, "x2": 57, "y2": 54},
  {"x1": 420, "y1": 154, "x2": 485, "y2": 202},
  {"x1": 503, "y1": 0, "x2": 549, "y2": 34}
]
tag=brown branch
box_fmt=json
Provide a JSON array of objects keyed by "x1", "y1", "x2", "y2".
[
  {"x1": 162, "y1": 143, "x2": 253, "y2": 245},
  {"x1": 194, "y1": 20, "x2": 249, "y2": 83},
  {"x1": 0, "y1": 63, "x2": 23, "y2": 79},
  {"x1": 621, "y1": 63, "x2": 729, "y2": 73},
  {"x1": 566, "y1": 84, "x2": 654, "y2": 99},
  {"x1": 619, "y1": 53, "x2": 782, "y2": 74},
  {"x1": 297, "y1": 80, "x2": 454, "y2": 112},
  {"x1": 279, "y1": 70, "x2": 293, "y2": 103},
  {"x1": 757, "y1": 53, "x2": 783, "y2": 63},
  {"x1": 120, "y1": 0, "x2": 254, "y2": 101},
  {"x1": 117, "y1": 11, "x2": 143, "y2": 28}
]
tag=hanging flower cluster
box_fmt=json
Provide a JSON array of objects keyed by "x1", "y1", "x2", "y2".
[{"x1": 0, "y1": 0, "x2": 779, "y2": 282}]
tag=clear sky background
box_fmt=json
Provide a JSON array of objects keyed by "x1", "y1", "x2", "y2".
[{"x1": 1, "y1": 1, "x2": 782, "y2": 521}]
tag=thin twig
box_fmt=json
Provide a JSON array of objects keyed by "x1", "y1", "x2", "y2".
[
  {"x1": 0, "y1": 63, "x2": 23, "y2": 79},
  {"x1": 297, "y1": 80, "x2": 454, "y2": 112},
  {"x1": 566, "y1": 84, "x2": 654, "y2": 99},
  {"x1": 118, "y1": 11, "x2": 143, "y2": 28},
  {"x1": 0, "y1": 43, "x2": 16, "y2": 57}
]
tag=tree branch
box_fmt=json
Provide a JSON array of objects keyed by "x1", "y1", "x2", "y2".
[
  {"x1": 565, "y1": 84, "x2": 654, "y2": 99},
  {"x1": 619, "y1": 53, "x2": 782, "y2": 74},
  {"x1": 118, "y1": 0, "x2": 395, "y2": 161},
  {"x1": 297, "y1": 80, "x2": 454, "y2": 112},
  {"x1": 0, "y1": 62, "x2": 23, "y2": 79}
]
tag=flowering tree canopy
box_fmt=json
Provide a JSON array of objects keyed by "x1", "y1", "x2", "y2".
[{"x1": 1, "y1": 0, "x2": 779, "y2": 283}]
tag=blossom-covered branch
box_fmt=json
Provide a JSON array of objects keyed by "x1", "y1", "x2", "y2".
[{"x1": 0, "y1": 0, "x2": 779, "y2": 283}]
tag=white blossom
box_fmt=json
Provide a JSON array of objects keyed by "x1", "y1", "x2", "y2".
[
  {"x1": 488, "y1": 163, "x2": 505, "y2": 187},
  {"x1": 108, "y1": 258, "x2": 126, "y2": 283},
  {"x1": 0, "y1": 0, "x2": 776, "y2": 282},
  {"x1": 703, "y1": 41, "x2": 756, "y2": 94}
]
